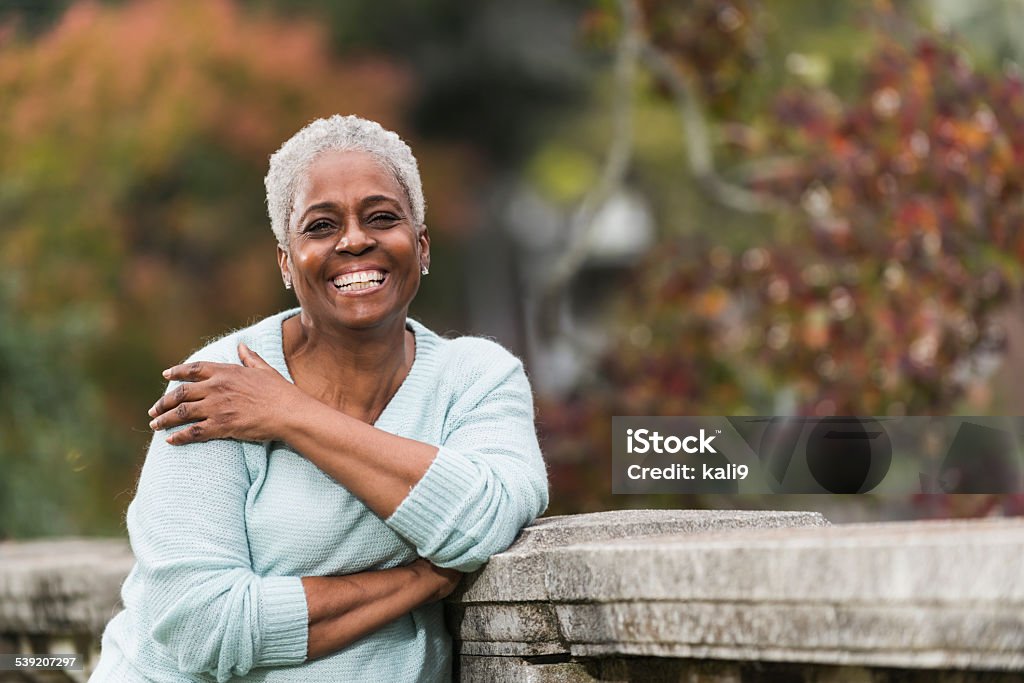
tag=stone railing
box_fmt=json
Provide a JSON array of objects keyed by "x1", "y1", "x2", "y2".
[
  {"x1": 451, "y1": 510, "x2": 1024, "y2": 682},
  {"x1": 0, "y1": 539, "x2": 133, "y2": 682},
  {"x1": 2, "y1": 511, "x2": 1023, "y2": 682}
]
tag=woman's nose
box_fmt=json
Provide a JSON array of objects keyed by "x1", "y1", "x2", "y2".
[{"x1": 336, "y1": 221, "x2": 374, "y2": 254}]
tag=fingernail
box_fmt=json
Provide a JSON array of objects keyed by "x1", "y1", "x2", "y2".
[
  {"x1": 162, "y1": 369, "x2": 171, "y2": 379},
  {"x1": 149, "y1": 420, "x2": 157, "y2": 430},
  {"x1": 147, "y1": 407, "x2": 156, "y2": 417}
]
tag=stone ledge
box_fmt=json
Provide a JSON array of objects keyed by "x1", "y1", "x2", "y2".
[
  {"x1": 450, "y1": 515, "x2": 1024, "y2": 674},
  {"x1": 458, "y1": 655, "x2": 1024, "y2": 683},
  {"x1": 503, "y1": 509, "x2": 830, "y2": 554},
  {"x1": 456, "y1": 509, "x2": 829, "y2": 603},
  {"x1": 0, "y1": 538, "x2": 133, "y2": 634},
  {"x1": 3, "y1": 511, "x2": 1022, "y2": 679}
]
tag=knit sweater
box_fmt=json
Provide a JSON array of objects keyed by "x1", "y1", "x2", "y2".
[{"x1": 91, "y1": 309, "x2": 549, "y2": 683}]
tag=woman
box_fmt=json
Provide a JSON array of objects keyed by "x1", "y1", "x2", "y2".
[{"x1": 91, "y1": 115, "x2": 549, "y2": 682}]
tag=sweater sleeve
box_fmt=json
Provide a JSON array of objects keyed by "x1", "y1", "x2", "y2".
[
  {"x1": 384, "y1": 348, "x2": 549, "y2": 572},
  {"x1": 125, "y1": 349, "x2": 308, "y2": 681}
]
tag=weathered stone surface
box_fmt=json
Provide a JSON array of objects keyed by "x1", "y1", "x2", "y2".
[
  {"x1": 558, "y1": 602, "x2": 1024, "y2": 668},
  {"x1": 3, "y1": 512, "x2": 1024, "y2": 681},
  {"x1": 455, "y1": 640, "x2": 567, "y2": 658},
  {"x1": 455, "y1": 516, "x2": 1024, "y2": 673},
  {"x1": 542, "y1": 517, "x2": 1024, "y2": 603},
  {"x1": 460, "y1": 656, "x2": 1024, "y2": 683},
  {"x1": 0, "y1": 539, "x2": 132, "y2": 634},
  {"x1": 457, "y1": 509, "x2": 829, "y2": 604},
  {"x1": 459, "y1": 656, "x2": 594, "y2": 683},
  {"x1": 506, "y1": 510, "x2": 830, "y2": 553},
  {"x1": 451, "y1": 603, "x2": 562, "y2": 644}
]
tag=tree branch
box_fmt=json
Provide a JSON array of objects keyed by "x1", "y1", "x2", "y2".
[
  {"x1": 536, "y1": 0, "x2": 642, "y2": 339},
  {"x1": 639, "y1": 43, "x2": 789, "y2": 214},
  {"x1": 545, "y1": 0, "x2": 640, "y2": 292}
]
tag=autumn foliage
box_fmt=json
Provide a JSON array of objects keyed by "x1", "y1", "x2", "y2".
[
  {"x1": 542, "y1": 10, "x2": 1024, "y2": 513},
  {"x1": 0, "y1": 0, "x2": 414, "y2": 534}
]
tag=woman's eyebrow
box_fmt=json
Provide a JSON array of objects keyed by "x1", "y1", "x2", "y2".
[
  {"x1": 298, "y1": 201, "x2": 341, "y2": 223},
  {"x1": 361, "y1": 194, "x2": 402, "y2": 208}
]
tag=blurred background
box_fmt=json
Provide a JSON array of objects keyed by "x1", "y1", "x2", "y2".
[{"x1": 1, "y1": 0, "x2": 1023, "y2": 538}]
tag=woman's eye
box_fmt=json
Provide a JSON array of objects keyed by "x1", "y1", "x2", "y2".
[
  {"x1": 368, "y1": 213, "x2": 399, "y2": 226},
  {"x1": 305, "y1": 220, "x2": 334, "y2": 234}
]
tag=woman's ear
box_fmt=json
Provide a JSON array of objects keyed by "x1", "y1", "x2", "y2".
[
  {"x1": 418, "y1": 224, "x2": 431, "y2": 274},
  {"x1": 277, "y1": 245, "x2": 292, "y2": 290}
]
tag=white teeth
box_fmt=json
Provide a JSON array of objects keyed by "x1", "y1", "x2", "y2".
[
  {"x1": 338, "y1": 281, "x2": 379, "y2": 291},
  {"x1": 333, "y1": 270, "x2": 385, "y2": 290}
]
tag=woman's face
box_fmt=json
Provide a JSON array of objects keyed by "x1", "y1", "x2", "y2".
[{"x1": 278, "y1": 149, "x2": 429, "y2": 332}]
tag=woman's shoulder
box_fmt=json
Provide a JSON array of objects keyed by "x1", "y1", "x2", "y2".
[
  {"x1": 178, "y1": 309, "x2": 294, "y2": 367},
  {"x1": 411, "y1": 319, "x2": 527, "y2": 391}
]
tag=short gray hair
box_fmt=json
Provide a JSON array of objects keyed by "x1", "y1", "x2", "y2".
[{"x1": 265, "y1": 115, "x2": 426, "y2": 246}]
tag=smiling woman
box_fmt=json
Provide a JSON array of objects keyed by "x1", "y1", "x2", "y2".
[{"x1": 89, "y1": 115, "x2": 549, "y2": 683}]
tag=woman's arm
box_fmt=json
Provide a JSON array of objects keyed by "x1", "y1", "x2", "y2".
[
  {"x1": 150, "y1": 341, "x2": 549, "y2": 572},
  {"x1": 148, "y1": 345, "x2": 433, "y2": 516},
  {"x1": 129, "y1": 417, "x2": 308, "y2": 681},
  {"x1": 277, "y1": 351, "x2": 548, "y2": 571},
  {"x1": 303, "y1": 559, "x2": 460, "y2": 660},
  {"x1": 133, "y1": 350, "x2": 460, "y2": 680}
]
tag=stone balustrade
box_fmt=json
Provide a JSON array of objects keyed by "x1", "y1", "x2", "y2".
[
  {"x1": 2, "y1": 510, "x2": 1023, "y2": 682},
  {"x1": 0, "y1": 539, "x2": 133, "y2": 682}
]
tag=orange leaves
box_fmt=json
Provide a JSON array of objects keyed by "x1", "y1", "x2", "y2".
[
  {"x1": 0, "y1": 0, "x2": 423, "y2": 408},
  {"x1": 0, "y1": 0, "x2": 411, "y2": 170},
  {"x1": 695, "y1": 285, "x2": 730, "y2": 317},
  {"x1": 894, "y1": 197, "x2": 938, "y2": 236},
  {"x1": 800, "y1": 305, "x2": 830, "y2": 351}
]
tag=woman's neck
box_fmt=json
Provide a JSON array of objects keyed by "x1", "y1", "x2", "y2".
[{"x1": 281, "y1": 313, "x2": 414, "y2": 424}]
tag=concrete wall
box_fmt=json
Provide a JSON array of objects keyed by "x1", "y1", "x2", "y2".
[{"x1": 2, "y1": 511, "x2": 1023, "y2": 682}]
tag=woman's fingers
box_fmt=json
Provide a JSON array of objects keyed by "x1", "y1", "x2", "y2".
[
  {"x1": 410, "y1": 560, "x2": 463, "y2": 602},
  {"x1": 147, "y1": 348, "x2": 288, "y2": 443},
  {"x1": 160, "y1": 360, "x2": 229, "y2": 382},
  {"x1": 149, "y1": 396, "x2": 206, "y2": 431},
  {"x1": 238, "y1": 343, "x2": 273, "y2": 369},
  {"x1": 165, "y1": 419, "x2": 215, "y2": 446},
  {"x1": 148, "y1": 380, "x2": 209, "y2": 418}
]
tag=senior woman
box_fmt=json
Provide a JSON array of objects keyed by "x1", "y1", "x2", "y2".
[{"x1": 91, "y1": 115, "x2": 549, "y2": 682}]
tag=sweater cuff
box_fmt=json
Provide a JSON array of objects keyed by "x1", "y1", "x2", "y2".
[
  {"x1": 258, "y1": 576, "x2": 309, "y2": 666},
  {"x1": 386, "y1": 445, "x2": 479, "y2": 547}
]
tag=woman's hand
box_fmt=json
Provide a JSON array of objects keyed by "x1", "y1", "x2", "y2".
[
  {"x1": 408, "y1": 558, "x2": 463, "y2": 603},
  {"x1": 148, "y1": 343, "x2": 304, "y2": 445}
]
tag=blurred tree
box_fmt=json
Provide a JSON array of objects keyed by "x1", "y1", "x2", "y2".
[
  {"x1": 0, "y1": 0, "x2": 75, "y2": 36},
  {"x1": 5, "y1": 0, "x2": 1021, "y2": 526},
  {"x1": 539, "y1": 1, "x2": 1024, "y2": 515},
  {"x1": 0, "y1": 0, "x2": 597, "y2": 535},
  {"x1": 0, "y1": 277, "x2": 107, "y2": 537},
  {"x1": 0, "y1": 0, "x2": 467, "y2": 536},
  {"x1": 930, "y1": 0, "x2": 1024, "y2": 69},
  {"x1": 251, "y1": 0, "x2": 591, "y2": 165}
]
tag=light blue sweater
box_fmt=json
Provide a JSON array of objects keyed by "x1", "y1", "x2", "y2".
[{"x1": 91, "y1": 309, "x2": 549, "y2": 682}]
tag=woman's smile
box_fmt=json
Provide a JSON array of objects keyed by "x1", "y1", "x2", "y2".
[{"x1": 331, "y1": 269, "x2": 388, "y2": 294}]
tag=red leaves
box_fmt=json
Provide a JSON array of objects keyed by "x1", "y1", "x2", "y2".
[{"x1": 564, "y1": 30, "x2": 1021, "y2": 424}]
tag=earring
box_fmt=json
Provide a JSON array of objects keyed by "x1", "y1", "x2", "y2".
[
  {"x1": 421, "y1": 266, "x2": 429, "y2": 275},
  {"x1": 284, "y1": 278, "x2": 292, "y2": 290}
]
